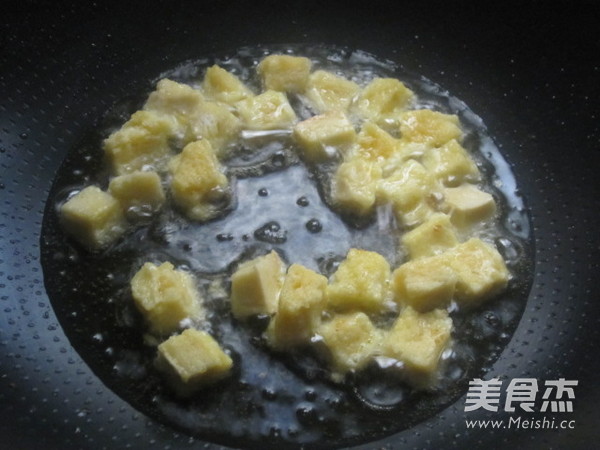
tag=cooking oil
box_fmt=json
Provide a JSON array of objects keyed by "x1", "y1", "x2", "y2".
[{"x1": 41, "y1": 44, "x2": 533, "y2": 448}]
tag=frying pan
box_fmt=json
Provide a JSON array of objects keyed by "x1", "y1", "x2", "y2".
[{"x1": 1, "y1": 1, "x2": 599, "y2": 449}]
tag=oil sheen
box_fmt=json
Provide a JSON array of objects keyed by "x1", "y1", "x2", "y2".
[{"x1": 41, "y1": 45, "x2": 534, "y2": 448}]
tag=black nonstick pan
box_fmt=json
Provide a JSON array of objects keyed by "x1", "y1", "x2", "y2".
[{"x1": 1, "y1": 1, "x2": 599, "y2": 449}]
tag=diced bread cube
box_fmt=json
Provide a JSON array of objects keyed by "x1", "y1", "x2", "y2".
[
  {"x1": 399, "y1": 109, "x2": 462, "y2": 147},
  {"x1": 144, "y1": 79, "x2": 240, "y2": 153},
  {"x1": 108, "y1": 171, "x2": 165, "y2": 217},
  {"x1": 353, "y1": 122, "x2": 401, "y2": 163},
  {"x1": 257, "y1": 55, "x2": 312, "y2": 93},
  {"x1": 355, "y1": 78, "x2": 414, "y2": 124},
  {"x1": 202, "y1": 65, "x2": 253, "y2": 105},
  {"x1": 60, "y1": 186, "x2": 126, "y2": 249},
  {"x1": 378, "y1": 140, "x2": 430, "y2": 178},
  {"x1": 156, "y1": 328, "x2": 232, "y2": 395},
  {"x1": 446, "y1": 238, "x2": 509, "y2": 303},
  {"x1": 103, "y1": 110, "x2": 177, "y2": 175},
  {"x1": 377, "y1": 160, "x2": 434, "y2": 207},
  {"x1": 267, "y1": 264, "x2": 328, "y2": 349},
  {"x1": 304, "y1": 70, "x2": 360, "y2": 113},
  {"x1": 377, "y1": 160, "x2": 439, "y2": 226},
  {"x1": 145, "y1": 78, "x2": 205, "y2": 115},
  {"x1": 186, "y1": 100, "x2": 241, "y2": 153},
  {"x1": 143, "y1": 79, "x2": 205, "y2": 132},
  {"x1": 230, "y1": 251, "x2": 286, "y2": 319},
  {"x1": 293, "y1": 110, "x2": 356, "y2": 161},
  {"x1": 318, "y1": 312, "x2": 382, "y2": 374},
  {"x1": 331, "y1": 158, "x2": 382, "y2": 216},
  {"x1": 168, "y1": 140, "x2": 229, "y2": 221},
  {"x1": 327, "y1": 249, "x2": 391, "y2": 313},
  {"x1": 236, "y1": 90, "x2": 297, "y2": 130},
  {"x1": 443, "y1": 184, "x2": 496, "y2": 228},
  {"x1": 402, "y1": 213, "x2": 458, "y2": 259},
  {"x1": 383, "y1": 306, "x2": 452, "y2": 379},
  {"x1": 422, "y1": 139, "x2": 480, "y2": 186},
  {"x1": 397, "y1": 202, "x2": 435, "y2": 229},
  {"x1": 130, "y1": 262, "x2": 202, "y2": 335},
  {"x1": 391, "y1": 254, "x2": 457, "y2": 312}
]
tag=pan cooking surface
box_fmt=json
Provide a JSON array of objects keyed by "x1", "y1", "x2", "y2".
[
  {"x1": 2, "y1": 2, "x2": 599, "y2": 449},
  {"x1": 40, "y1": 46, "x2": 533, "y2": 447}
]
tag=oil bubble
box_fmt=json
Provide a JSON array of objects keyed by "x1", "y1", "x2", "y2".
[
  {"x1": 306, "y1": 219, "x2": 322, "y2": 233},
  {"x1": 254, "y1": 221, "x2": 287, "y2": 244},
  {"x1": 297, "y1": 196, "x2": 309, "y2": 207}
]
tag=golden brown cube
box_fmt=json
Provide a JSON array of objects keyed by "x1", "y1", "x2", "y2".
[
  {"x1": 422, "y1": 139, "x2": 480, "y2": 186},
  {"x1": 156, "y1": 328, "x2": 232, "y2": 395},
  {"x1": 185, "y1": 100, "x2": 241, "y2": 153},
  {"x1": 144, "y1": 79, "x2": 240, "y2": 153},
  {"x1": 257, "y1": 55, "x2": 312, "y2": 92},
  {"x1": 236, "y1": 90, "x2": 297, "y2": 130},
  {"x1": 443, "y1": 184, "x2": 496, "y2": 228},
  {"x1": 293, "y1": 110, "x2": 356, "y2": 161},
  {"x1": 304, "y1": 70, "x2": 360, "y2": 113},
  {"x1": 351, "y1": 122, "x2": 402, "y2": 163},
  {"x1": 108, "y1": 171, "x2": 165, "y2": 217},
  {"x1": 355, "y1": 78, "x2": 414, "y2": 124},
  {"x1": 391, "y1": 254, "x2": 457, "y2": 312},
  {"x1": 103, "y1": 110, "x2": 177, "y2": 175},
  {"x1": 144, "y1": 79, "x2": 205, "y2": 122},
  {"x1": 401, "y1": 213, "x2": 459, "y2": 259},
  {"x1": 446, "y1": 238, "x2": 509, "y2": 303},
  {"x1": 168, "y1": 140, "x2": 229, "y2": 221},
  {"x1": 327, "y1": 249, "x2": 391, "y2": 313},
  {"x1": 230, "y1": 251, "x2": 286, "y2": 319},
  {"x1": 376, "y1": 159, "x2": 439, "y2": 226},
  {"x1": 187, "y1": 100, "x2": 241, "y2": 154},
  {"x1": 331, "y1": 158, "x2": 383, "y2": 216},
  {"x1": 318, "y1": 312, "x2": 382, "y2": 374},
  {"x1": 130, "y1": 261, "x2": 203, "y2": 335},
  {"x1": 202, "y1": 65, "x2": 253, "y2": 105},
  {"x1": 399, "y1": 109, "x2": 462, "y2": 147},
  {"x1": 382, "y1": 306, "x2": 452, "y2": 378},
  {"x1": 267, "y1": 264, "x2": 328, "y2": 349},
  {"x1": 60, "y1": 186, "x2": 127, "y2": 250}
]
